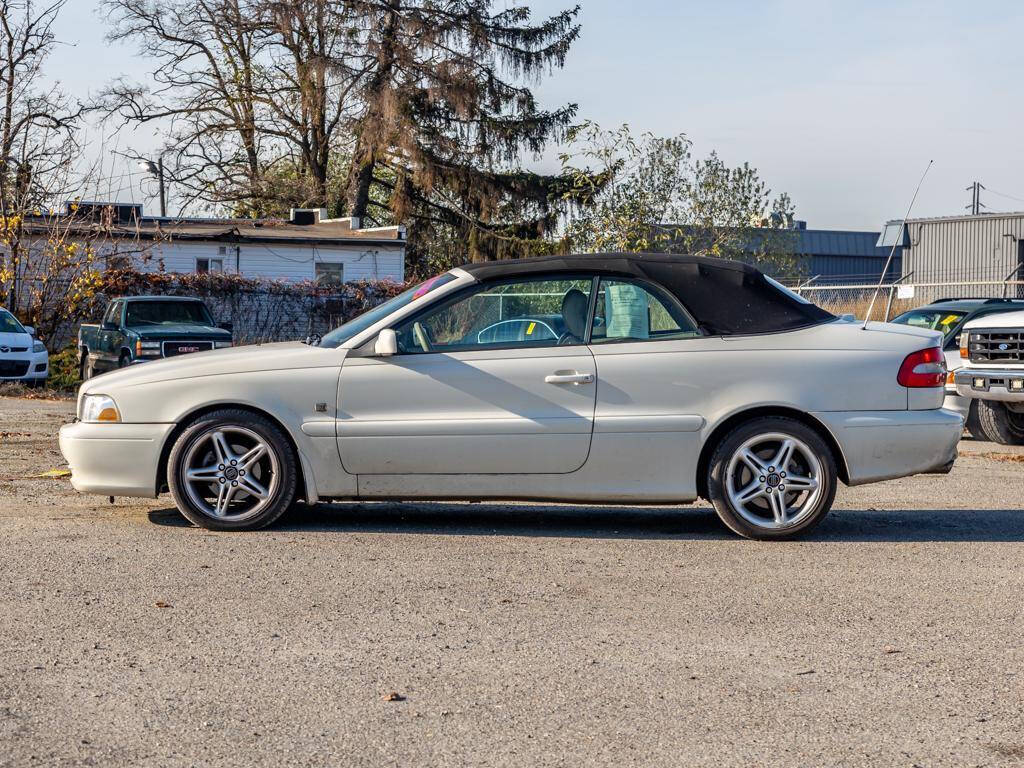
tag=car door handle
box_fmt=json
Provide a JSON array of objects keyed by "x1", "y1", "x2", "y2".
[{"x1": 545, "y1": 372, "x2": 595, "y2": 385}]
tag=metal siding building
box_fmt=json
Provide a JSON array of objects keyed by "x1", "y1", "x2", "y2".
[
  {"x1": 663, "y1": 222, "x2": 899, "y2": 284},
  {"x1": 793, "y1": 229, "x2": 899, "y2": 284},
  {"x1": 888, "y1": 212, "x2": 1024, "y2": 296}
]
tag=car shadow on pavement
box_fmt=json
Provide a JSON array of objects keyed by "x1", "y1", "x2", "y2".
[{"x1": 147, "y1": 503, "x2": 1024, "y2": 542}]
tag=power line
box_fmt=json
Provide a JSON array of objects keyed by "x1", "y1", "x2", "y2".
[{"x1": 983, "y1": 186, "x2": 1024, "y2": 206}]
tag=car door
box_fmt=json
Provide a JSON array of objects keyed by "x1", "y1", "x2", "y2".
[
  {"x1": 337, "y1": 275, "x2": 598, "y2": 475},
  {"x1": 585, "y1": 276, "x2": 713, "y2": 495},
  {"x1": 98, "y1": 301, "x2": 123, "y2": 371}
]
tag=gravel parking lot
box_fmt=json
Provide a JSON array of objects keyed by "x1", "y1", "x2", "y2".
[{"x1": 1, "y1": 394, "x2": 1023, "y2": 767}]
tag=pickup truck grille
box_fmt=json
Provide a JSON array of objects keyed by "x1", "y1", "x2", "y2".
[
  {"x1": 162, "y1": 341, "x2": 214, "y2": 358},
  {"x1": 969, "y1": 330, "x2": 1024, "y2": 364},
  {"x1": 0, "y1": 360, "x2": 30, "y2": 377}
]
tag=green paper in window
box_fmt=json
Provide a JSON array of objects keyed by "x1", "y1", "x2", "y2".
[{"x1": 605, "y1": 282, "x2": 649, "y2": 339}]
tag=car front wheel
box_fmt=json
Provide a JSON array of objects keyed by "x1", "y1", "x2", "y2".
[
  {"x1": 707, "y1": 417, "x2": 837, "y2": 540},
  {"x1": 965, "y1": 400, "x2": 992, "y2": 442},
  {"x1": 976, "y1": 400, "x2": 1024, "y2": 446},
  {"x1": 167, "y1": 409, "x2": 298, "y2": 530}
]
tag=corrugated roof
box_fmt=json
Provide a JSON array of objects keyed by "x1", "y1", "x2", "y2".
[
  {"x1": 796, "y1": 229, "x2": 887, "y2": 258},
  {"x1": 887, "y1": 211, "x2": 1024, "y2": 225},
  {"x1": 18, "y1": 213, "x2": 405, "y2": 246}
]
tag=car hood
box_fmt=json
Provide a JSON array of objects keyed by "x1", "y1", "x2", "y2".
[
  {"x1": 81, "y1": 341, "x2": 346, "y2": 394},
  {"x1": 131, "y1": 324, "x2": 232, "y2": 339},
  {"x1": 962, "y1": 310, "x2": 1024, "y2": 330},
  {"x1": 0, "y1": 331, "x2": 31, "y2": 348}
]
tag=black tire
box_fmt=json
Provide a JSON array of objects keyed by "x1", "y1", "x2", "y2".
[
  {"x1": 976, "y1": 400, "x2": 1024, "y2": 446},
  {"x1": 80, "y1": 352, "x2": 92, "y2": 381},
  {"x1": 167, "y1": 408, "x2": 298, "y2": 531},
  {"x1": 706, "y1": 416, "x2": 838, "y2": 540},
  {"x1": 118, "y1": 352, "x2": 131, "y2": 369},
  {"x1": 965, "y1": 400, "x2": 992, "y2": 442}
]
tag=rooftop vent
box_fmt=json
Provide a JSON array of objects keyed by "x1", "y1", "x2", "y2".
[
  {"x1": 289, "y1": 208, "x2": 328, "y2": 226},
  {"x1": 67, "y1": 201, "x2": 142, "y2": 225}
]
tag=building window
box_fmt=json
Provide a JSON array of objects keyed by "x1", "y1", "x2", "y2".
[
  {"x1": 315, "y1": 262, "x2": 344, "y2": 286},
  {"x1": 196, "y1": 257, "x2": 224, "y2": 273}
]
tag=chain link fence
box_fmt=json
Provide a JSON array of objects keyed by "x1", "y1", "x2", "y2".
[{"x1": 790, "y1": 279, "x2": 1024, "y2": 322}]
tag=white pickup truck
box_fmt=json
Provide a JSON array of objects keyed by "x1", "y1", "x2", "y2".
[{"x1": 954, "y1": 310, "x2": 1024, "y2": 444}]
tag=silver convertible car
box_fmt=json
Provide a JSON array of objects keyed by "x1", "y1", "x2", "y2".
[{"x1": 59, "y1": 254, "x2": 963, "y2": 539}]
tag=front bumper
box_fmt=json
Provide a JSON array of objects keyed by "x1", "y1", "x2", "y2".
[
  {"x1": 812, "y1": 408, "x2": 963, "y2": 486},
  {"x1": 954, "y1": 368, "x2": 1024, "y2": 403},
  {"x1": 58, "y1": 421, "x2": 175, "y2": 498},
  {"x1": 0, "y1": 350, "x2": 48, "y2": 382}
]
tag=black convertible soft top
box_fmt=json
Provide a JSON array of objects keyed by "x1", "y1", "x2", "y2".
[{"x1": 459, "y1": 253, "x2": 833, "y2": 335}]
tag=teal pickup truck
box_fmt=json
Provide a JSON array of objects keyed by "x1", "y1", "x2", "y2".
[{"x1": 79, "y1": 296, "x2": 233, "y2": 380}]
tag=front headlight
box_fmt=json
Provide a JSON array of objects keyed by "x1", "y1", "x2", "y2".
[
  {"x1": 32, "y1": 340, "x2": 45, "y2": 353},
  {"x1": 136, "y1": 340, "x2": 162, "y2": 357},
  {"x1": 80, "y1": 394, "x2": 121, "y2": 423}
]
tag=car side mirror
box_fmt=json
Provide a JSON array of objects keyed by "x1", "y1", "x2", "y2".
[
  {"x1": 23, "y1": 325, "x2": 34, "y2": 336},
  {"x1": 954, "y1": 333, "x2": 962, "y2": 348},
  {"x1": 374, "y1": 328, "x2": 398, "y2": 357},
  {"x1": 219, "y1": 321, "x2": 234, "y2": 332}
]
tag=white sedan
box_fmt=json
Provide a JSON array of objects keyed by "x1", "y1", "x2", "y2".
[
  {"x1": 0, "y1": 308, "x2": 48, "y2": 385},
  {"x1": 59, "y1": 254, "x2": 963, "y2": 539}
]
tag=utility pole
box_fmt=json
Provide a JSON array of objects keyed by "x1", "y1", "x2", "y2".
[
  {"x1": 157, "y1": 157, "x2": 166, "y2": 218},
  {"x1": 965, "y1": 181, "x2": 986, "y2": 216},
  {"x1": 139, "y1": 157, "x2": 167, "y2": 217}
]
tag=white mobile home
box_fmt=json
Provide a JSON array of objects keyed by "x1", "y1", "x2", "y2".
[{"x1": 19, "y1": 203, "x2": 406, "y2": 285}]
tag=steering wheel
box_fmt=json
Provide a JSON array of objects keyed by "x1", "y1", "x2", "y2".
[{"x1": 412, "y1": 321, "x2": 433, "y2": 353}]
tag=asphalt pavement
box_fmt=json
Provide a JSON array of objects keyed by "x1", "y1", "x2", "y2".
[{"x1": 1, "y1": 395, "x2": 1023, "y2": 767}]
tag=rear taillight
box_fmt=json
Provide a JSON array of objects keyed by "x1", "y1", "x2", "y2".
[{"x1": 897, "y1": 346, "x2": 946, "y2": 388}]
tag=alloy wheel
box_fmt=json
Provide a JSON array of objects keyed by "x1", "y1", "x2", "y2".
[
  {"x1": 181, "y1": 425, "x2": 280, "y2": 522},
  {"x1": 725, "y1": 432, "x2": 824, "y2": 530}
]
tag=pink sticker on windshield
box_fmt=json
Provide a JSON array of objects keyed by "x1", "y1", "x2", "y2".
[{"x1": 413, "y1": 275, "x2": 444, "y2": 299}]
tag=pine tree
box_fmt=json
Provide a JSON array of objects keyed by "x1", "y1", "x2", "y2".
[{"x1": 342, "y1": 0, "x2": 585, "y2": 264}]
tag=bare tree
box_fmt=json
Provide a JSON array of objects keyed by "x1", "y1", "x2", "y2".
[
  {"x1": 100, "y1": 0, "x2": 360, "y2": 216},
  {"x1": 0, "y1": 0, "x2": 85, "y2": 311}
]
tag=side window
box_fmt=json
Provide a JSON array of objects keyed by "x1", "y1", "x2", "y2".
[
  {"x1": 196, "y1": 257, "x2": 224, "y2": 273},
  {"x1": 590, "y1": 278, "x2": 699, "y2": 343},
  {"x1": 103, "y1": 302, "x2": 121, "y2": 328},
  {"x1": 395, "y1": 277, "x2": 594, "y2": 354}
]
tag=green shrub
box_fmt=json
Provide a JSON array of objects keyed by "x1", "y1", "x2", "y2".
[{"x1": 47, "y1": 344, "x2": 81, "y2": 392}]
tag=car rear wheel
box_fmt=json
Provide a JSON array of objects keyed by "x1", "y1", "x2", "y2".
[
  {"x1": 167, "y1": 409, "x2": 298, "y2": 530},
  {"x1": 707, "y1": 417, "x2": 837, "y2": 540},
  {"x1": 976, "y1": 400, "x2": 1024, "y2": 446},
  {"x1": 80, "y1": 353, "x2": 93, "y2": 381}
]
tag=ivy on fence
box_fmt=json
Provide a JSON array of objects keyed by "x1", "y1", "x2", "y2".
[{"x1": 40, "y1": 269, "x2": 413, "y2": 349}]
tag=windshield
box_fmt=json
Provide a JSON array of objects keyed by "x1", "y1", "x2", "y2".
[
  {"x1": 0, "y1": 309, "x2": 25, "y2": 334},
  {"x1": 890, "y1": 309, "x2": 966, "y2": 339},
  {"x1": 319, "y1": 273, "x2": 458, "y2": 348},
  {"x1": 125, "y1": 301, "x2": 214, "y2": 327},
  {"x1": 0, "y1": 309, "x2": 24, "y2": 333}
]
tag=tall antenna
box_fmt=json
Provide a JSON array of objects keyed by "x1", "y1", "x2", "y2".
[{"x1": 862, "y1": 159, "x2": 934, "y2": 330}]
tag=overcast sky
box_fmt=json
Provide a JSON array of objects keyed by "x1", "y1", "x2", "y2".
[{"x1": 47, "y1": 0, "x2": 1024, "y2": 230}]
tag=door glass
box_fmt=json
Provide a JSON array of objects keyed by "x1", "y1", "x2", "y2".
[
  {"x1": 395, "y1": 277, "x2": 594, "y2": 353},
  {"x1": 590, "y1": 278, "x2": 699, "y2": 343}
]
